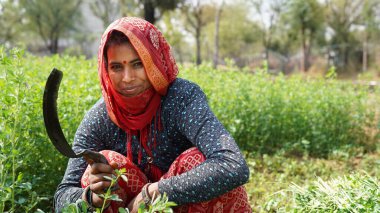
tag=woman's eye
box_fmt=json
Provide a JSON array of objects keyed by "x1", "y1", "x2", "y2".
[
  {"x1": 110, "y1": 64, "x2": 123, "y2": 71},
  {"x1": 133, "y1": 62, "x2": 143, "y2": 69}
]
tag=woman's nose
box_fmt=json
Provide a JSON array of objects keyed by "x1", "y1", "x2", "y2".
[{"x1": 121, "y1": 68, "x2": 135, "y2": 83}]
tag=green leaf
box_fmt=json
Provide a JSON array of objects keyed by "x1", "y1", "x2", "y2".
[
  {"x1": 109, "y1": 194, "x2": 123, "y2": 202},
  {"x1": 121, "y1": 174, "x2": 128, "y2": 183},
  {"x1": 137, "y1": 203, "x2": 146, "y2": 213},
  {"x1": 17, "y1": 172, "x2": 24, "y2": 182},
  {"x1": 103, "y1": 175, "x2": 113, "y2": 181},
  {"x1": 118, "y1": 207, "x2": 128, "y2": 213},
  {"x1": 17, "y1": 197, "x2": 26, "y2": 204}
]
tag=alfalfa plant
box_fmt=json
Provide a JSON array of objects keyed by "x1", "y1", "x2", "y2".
[
  {"x1": 0, "y1": 47, "x2": 47, "y2": 212},
  {"x1": 135, "y1": 193, "x2": 176, "y2": 213},
  {"x1": 62, "y1": 168, "x2": 176, "y2": 213},
  {"x1": 289, "y1": 173, "x2": 380, "y2": 212},
  {"x1": 62, "y1": 168, "x2": 128, "y2": 213}
]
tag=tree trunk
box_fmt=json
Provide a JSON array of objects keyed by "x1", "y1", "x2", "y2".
[
  {"x1": 301, "y1": 26, "x2": 307, "y2": 72},
  {"x1": 49, "y1": 38, "x2": 59, "y2": 54},
  {"x1": 362, "y1": 34, "x2": 368, "y2": 72},
  {"x1": 343, "y1": 44, "x2": 349, "y2": 70},
  {"x1": 264, "y1": 40, "x2": 269, "y2": 63},
  {"x1": 196, "y1": 27, "x2": 201, "y2": 65},
  {"x1": 213, "y1": 1, "x2": 224, "y2": 69},
  {"x1": 143, "y1": 0, "x2": 156, "y2": 24}
]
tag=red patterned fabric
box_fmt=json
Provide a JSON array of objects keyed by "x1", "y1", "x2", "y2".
[
  {"x1": 97, "y1": 17, "x2": 179, "y2": 180},
  {"x1": 81, "y1": 149, "x2": 252, "y2": 213},
  {"x1": 162, "y1": 147, "x2": 252, "y2": 213}
]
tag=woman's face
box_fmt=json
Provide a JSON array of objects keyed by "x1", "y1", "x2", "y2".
[{"x1": 107, "y1": 43, "x2": 152, "y2": 97}]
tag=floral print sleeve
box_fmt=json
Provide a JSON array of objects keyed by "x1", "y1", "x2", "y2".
[{"x1": 158, "y1": 79, "x2": 250, "y2": 204}]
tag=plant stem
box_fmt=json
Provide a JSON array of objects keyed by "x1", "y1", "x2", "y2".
[
  {"x1": 10, "y1": 77, "x2": 21, "y2": 212},
  {"x1": 100, "y1": 177, "x2": 117, "y2": 212}
]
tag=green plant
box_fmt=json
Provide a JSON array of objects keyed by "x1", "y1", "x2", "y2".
[
  {"x1": 62, "y1": 168, "x2": 127, "y2": 213},
  {"x1": 62, "y1": 168, "x2": 176, "y2": 213},
  {"x1": 180, "y1": 63, "x2": 378, "y2": 157},
  {"x1": 0, "y1": 47, "x2": 48, "y2": 212},
  {"x1": 99, "y1": 168, "x2": 128, "y2": 212},
  {"x1": 289, "y1": 173, "x2": 380, "y2": 212},
  {"x1": 62, "y1": 199, "x2": 89, "y2": 213},
  {"x1": 246, "y1": 152, "x2": 380, "y2": 212},
  {"x1": 136, "y1": 193, "x2": 177, "y2": 213}
]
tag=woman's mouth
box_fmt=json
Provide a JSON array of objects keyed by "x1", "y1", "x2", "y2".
[{"x1": 120, "y1": 86, "x2": 139, "y2": 96}]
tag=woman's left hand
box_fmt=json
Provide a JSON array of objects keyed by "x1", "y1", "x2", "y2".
[
  {"x1": 127, "y1": 182, "x2": 160, "y2": 213},
  {"x1": 126, "y1": 192, "x2": 143, "y2": 213}
]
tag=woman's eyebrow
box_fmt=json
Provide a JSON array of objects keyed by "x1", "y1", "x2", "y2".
[
  {"x1": 129, "y1": 58, "x2": 141, "y2": 64},
  {"x1": 109, "y1": 61, "x2": 122, "y2": 65},
  {"x1": 109, "y1": 58, "x2": 140, "y2": 65}
]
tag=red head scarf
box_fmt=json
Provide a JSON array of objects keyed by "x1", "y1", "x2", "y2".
[{"x1": 98, "y1": 17, "x2": 178, "y2": 181}]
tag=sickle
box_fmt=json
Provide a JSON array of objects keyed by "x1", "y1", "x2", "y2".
[{"x1": 42, "y1": 68, "x2": 108, "y2": 165}]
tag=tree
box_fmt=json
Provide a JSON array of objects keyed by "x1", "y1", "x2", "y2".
[
  {"x1": 216, "y1": 2, "x2": 260, "y2": 66},
  {"x1": 160, "y1": 11, "x2": 189, "y2": 63},
  {"x1": 89, "y1": 0, "x2": 120, "y2": 28},
  {"x1": 325, "y1": 0, "x2": 364, "y2": 71},
  {"x1": 90, "y1": 0, "x2": 183, "y2": 26},
  {"x1": 250, "y1": 0, "x2": 286, "y2": 64},
  {"x1": 359, "y1": 0, "x2": 380, "y2": 72},
  {"x1": 20, "y1": 0, "x2": 83, "y2": 54},
  {"x1": 213, "y1": 0, "x2": 224, "y2": 69},
  {"x1": 140, "y1": 0, "x2": 184, "y2": 24},
  {"x1": 0, "y1": 0, "x2": 23, "y2": 47},
  {"x1": 286, "y1": 0, "x2": 325, "y2": 72},
  {"x1": 182, "y1": 0, "x2": 213, "y2": 65}
]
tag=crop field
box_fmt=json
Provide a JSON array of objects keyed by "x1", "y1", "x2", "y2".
[{"x1": 1, "y1": 48, "x2": 379, "y2": 212}]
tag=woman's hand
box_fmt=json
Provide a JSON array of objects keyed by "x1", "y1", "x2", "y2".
[
  {"x1": 126, "y1": 191, "x2": 143, "y2": 213},
  {"x1": 88, "y1": 161, "x2": 118, "y2": 207},
  {"x1": 127, "y1": 182, "x2": 160, "y2": 213}
]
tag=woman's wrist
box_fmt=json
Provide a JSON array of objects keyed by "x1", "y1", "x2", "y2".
[
  {"x1": 147, "y1": 182, "x2": 160, "y2": 199},
  {"x1": 141, "y1": 183, "x2": 152, "y2": 205},
  {"x1": 141, "y1": 182, "x2": 160, "y2": 205}
]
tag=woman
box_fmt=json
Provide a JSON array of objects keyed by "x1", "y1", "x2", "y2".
[{"x1": 54, "y1": 17, "x2": 251, "y2": 213}]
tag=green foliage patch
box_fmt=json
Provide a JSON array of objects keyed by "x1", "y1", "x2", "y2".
[
  {"x1": 0, "y1": 49, "x2": 379, "y2": 212},
  {"x1": 246, "y1": 152, "x2": 380, "y2": 212},
  {"x1": 180, "y1": 63, "x2": 378, "y2": 157},
  {"x1": 290, "y1": 173, "x2": 380, "y2": 212},
  {"x1": 0, "y1": 48, "x2": 99, "y2": 212},
  {"x1": 267, "y1": 172, "x2": 380, "y2": 212}
]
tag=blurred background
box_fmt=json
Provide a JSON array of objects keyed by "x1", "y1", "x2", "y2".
[{"x1": 1, "y1": 0, "x2": 380, "y2": 78}]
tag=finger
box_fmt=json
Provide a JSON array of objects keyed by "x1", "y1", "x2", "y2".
[
  {"x1": 110, "y1": 161, "x2": 118, "y2": 169},
  {"x1": 90, "y1": 180, "x2": 112, "y2": 194},
  {"x1": 89, "y1": 173, "x2": 114, "y2": 184},
  {"x1": 90, "y1": 162, "x2": 114, "y2": 174},
  {"x1": 83, "y1": 155, "x2": 94, "y2": 165}
]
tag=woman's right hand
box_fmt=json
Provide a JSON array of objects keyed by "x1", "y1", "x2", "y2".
[{"x1": 88, "y1": 161, "x2": 118, "y2": 207}]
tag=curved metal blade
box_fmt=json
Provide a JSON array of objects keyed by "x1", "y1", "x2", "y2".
[
  {"x1": 43, "y1": 68, "x2": 78, "y2": 158},
  {"x1": 42, "y1": 68, "x2": 108, "y2": 165}
]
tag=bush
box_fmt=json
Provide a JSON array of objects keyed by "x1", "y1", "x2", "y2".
[
  {"x1": 277, "y1": 173, "x2": 380, "y2": 212},
  {"x1": 180, "y1": 63, "x2": 379, "y2": 157},
  {"x1": 0, "y1": 48, "x2": 99, "y2": 212}
]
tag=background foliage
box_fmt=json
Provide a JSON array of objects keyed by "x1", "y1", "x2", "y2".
[
  {"x1": 1, "y1": 0, "x2": 380, "y2": 74},
  {"x1": 180, "y1": 63, "x2": 378, "y2": 157},
  {"x1": 0, "y1": 49, "x2": 379, "y2": 212}
]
